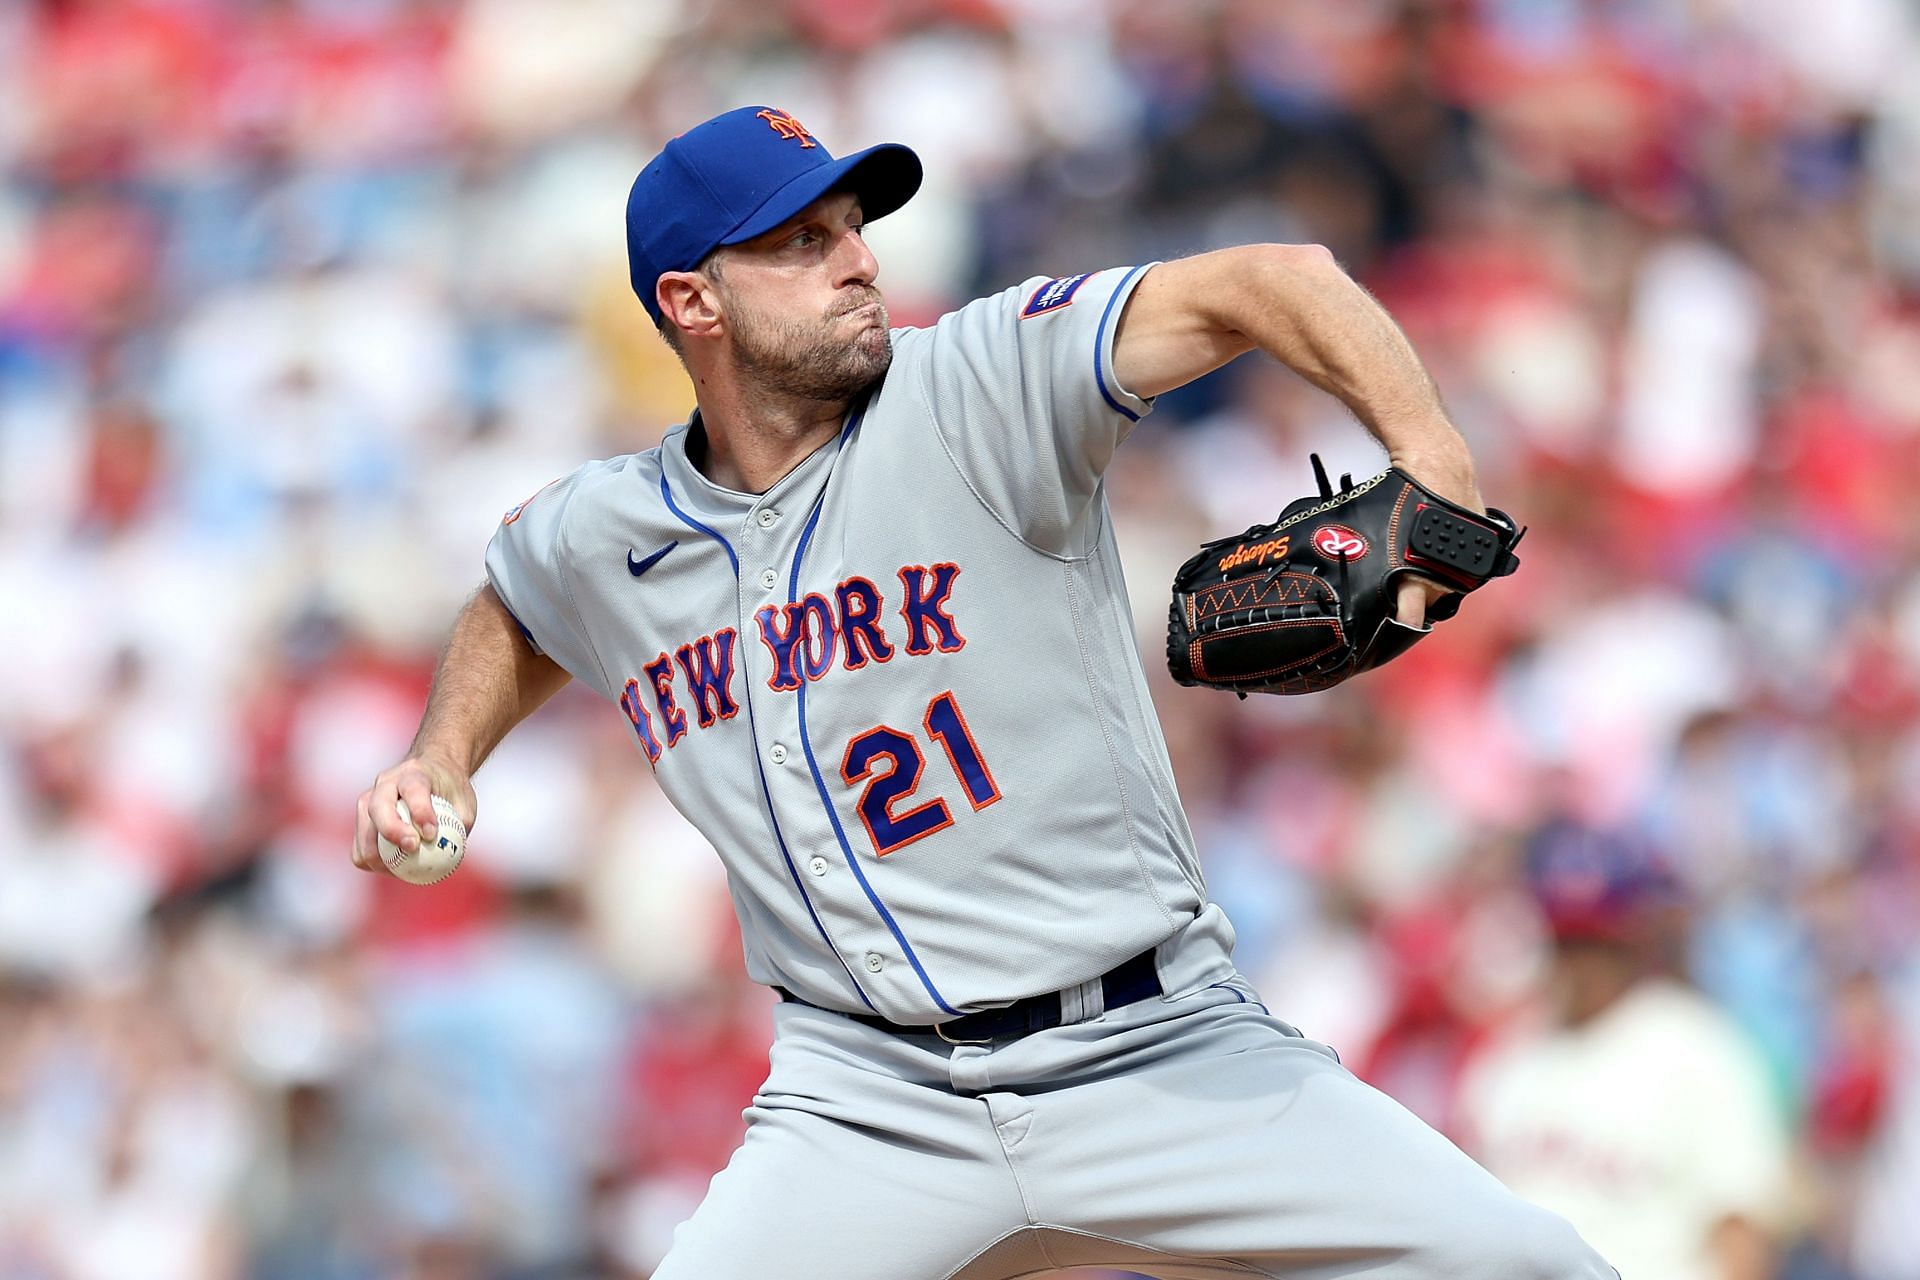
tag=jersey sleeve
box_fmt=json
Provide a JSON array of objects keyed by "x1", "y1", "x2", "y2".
[
  {"x1": 483, "y1": 467, "x2": 611, "y2": 699},
  {"x1": 917, "y1": 264, "x2": 1158, "y2": 556}
]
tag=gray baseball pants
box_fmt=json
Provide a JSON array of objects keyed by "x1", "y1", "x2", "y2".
[{"x1": 650, "y1": 977, "x2": 1615, "y2": 1279}]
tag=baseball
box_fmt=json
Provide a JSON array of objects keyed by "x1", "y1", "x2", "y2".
[{"x1": 377, "y1": 795, "x2": 466, "y2": 885}]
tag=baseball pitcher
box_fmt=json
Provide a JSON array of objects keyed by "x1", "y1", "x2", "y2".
[{"x1": 353, "y1": 106, "x2": 1615, "y2": 1280}]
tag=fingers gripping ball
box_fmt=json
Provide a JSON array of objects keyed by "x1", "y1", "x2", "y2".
[{"x1": 378, "y1": 796, "x2": 467, "y2": 885}]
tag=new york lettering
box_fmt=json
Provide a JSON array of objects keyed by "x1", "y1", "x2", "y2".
[{"x1": 617, "y1": 562, "x2": 966, "y2": 760}]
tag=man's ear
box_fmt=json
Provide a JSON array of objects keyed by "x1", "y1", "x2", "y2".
[{"x1": 657, "y1": 271, "x2": 724, "y2": 342}]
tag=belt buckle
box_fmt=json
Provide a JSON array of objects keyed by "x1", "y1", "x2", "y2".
[{"x1": 934, "y1": 1017, "x2": 994, "y2": 1046}]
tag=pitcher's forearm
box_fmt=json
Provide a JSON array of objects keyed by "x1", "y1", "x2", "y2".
[
  {"x1": 1231, "y1": 246, "x2": 1458, "y2": 458},
  {"x1": 411, "y1": 583, "x2": 572, "y2": 774},
  {"x1": 1116, "y1": 245, "x2": 1465, "y2": 464}
]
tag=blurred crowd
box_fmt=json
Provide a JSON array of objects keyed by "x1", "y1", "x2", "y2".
[{"x1": 3, "y1": 0, "x2": 1920, "y2": 1277}]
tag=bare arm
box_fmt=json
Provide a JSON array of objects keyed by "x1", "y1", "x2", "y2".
[
  {"x1": 351, "y1": 582, "x2": 571, "y2": 875},
  {"x1": 1112, "y1": 245, "x2": 1480, "y2": 623}
]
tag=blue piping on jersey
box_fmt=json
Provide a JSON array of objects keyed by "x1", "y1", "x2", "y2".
[
  {"x1": 786, "y1": 411, "x2": 962, "y2": 1017},
  {"x1": 660, "y1": 470, "x2": 876, "y2": 1011},
  {"x1": 658, "y1": 476, "x2": 739, "y2": 575},
  {"x1": 1093, "y1": 264, "x2": 1150, "y2": 423},
  {"x1": 1208, "y1": 980, "x2": 1269, "y2": 1014}
]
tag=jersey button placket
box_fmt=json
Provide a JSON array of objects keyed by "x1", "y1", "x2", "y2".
[
  {"x1": 737, "y1": 491, "x2": 863, "y2": 991},
  {"x1": 864, "y1": 953, "x2": 884, "y2": 973}
]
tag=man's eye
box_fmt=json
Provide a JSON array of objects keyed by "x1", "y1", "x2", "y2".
[
  {"x1": 849, "y1": 222, "x2": 867, "y2": 237},
  {"x1": 789, "y1": 230, "x2": 817, "y2": 248}
]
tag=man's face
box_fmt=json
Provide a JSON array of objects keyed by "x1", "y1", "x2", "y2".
[{"x1": 710, "y1": 192, "x2": 891, "y2": 402}]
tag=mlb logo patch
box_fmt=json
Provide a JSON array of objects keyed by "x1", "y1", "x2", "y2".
[
  {"x1": 1021, "y1": 273, "x2": 1090, "y2": 318},
  {"x1": 502, "y1": 477, "x2": 560, "y2": 525}
]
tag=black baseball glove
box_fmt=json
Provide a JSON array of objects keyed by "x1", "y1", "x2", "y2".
[{"x1": 1167, "y1": 456, "x2": 1523, "y2": 696}]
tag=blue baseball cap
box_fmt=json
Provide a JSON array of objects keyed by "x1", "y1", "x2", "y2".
[{"x1": 626, "y1": 105, "x2": 923, "y2": 325}]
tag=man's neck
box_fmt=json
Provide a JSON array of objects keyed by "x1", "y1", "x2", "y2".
[{"x1": 687, "y1": 374, "x2": 852, "y2": 495}]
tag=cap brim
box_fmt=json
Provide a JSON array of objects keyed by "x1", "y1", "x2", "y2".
[{"x1": 720, "y1": 142, "x2": 923, "y2": 247}]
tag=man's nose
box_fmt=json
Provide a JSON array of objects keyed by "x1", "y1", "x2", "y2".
[{"x1": 833, "y1": 227, "x2": 879, "y2": 288}]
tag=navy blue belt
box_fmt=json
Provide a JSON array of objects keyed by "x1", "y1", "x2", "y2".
[{"x1": 777, "y1": 948, "x2": 1162, "y2": 1045}]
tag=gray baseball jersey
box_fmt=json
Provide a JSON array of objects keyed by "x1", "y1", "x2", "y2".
[
  {"x1": 483, "y1": 265, "x2": 1618, "y2": 1280},
  {"x1": 485, "y1": 264, "x2": 1238, "y2": 1023}
]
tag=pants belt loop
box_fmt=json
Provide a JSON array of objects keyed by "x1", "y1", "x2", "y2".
[{"x1": 1060, "y1": 973, "x2": 1104, "y2": 1025}]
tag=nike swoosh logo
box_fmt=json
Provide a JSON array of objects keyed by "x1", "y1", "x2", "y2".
[{"x1": 627, "y1": 541, "x2": 678, "y2": 578}]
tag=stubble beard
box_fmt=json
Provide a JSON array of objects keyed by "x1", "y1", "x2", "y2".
[{"x1": 728, "y1": 289, "x2": 894, "y2": 404}]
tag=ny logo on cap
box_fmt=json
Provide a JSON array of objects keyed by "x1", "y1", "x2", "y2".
[{"x1": 756, "y1": 108, "x2": 817, "y2": 148}]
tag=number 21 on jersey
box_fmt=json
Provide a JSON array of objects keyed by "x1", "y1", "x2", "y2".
[{"x1": 839, "y1": 691, "x2": 1000, "y2": 856}]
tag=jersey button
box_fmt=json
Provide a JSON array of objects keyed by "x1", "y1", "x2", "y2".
[
  {"x1": 864, "y1": 953, "x2": 884, "y2": 973},
  {"x1": 769, "y1": 743, "x2": 788, "y2": 764},
  {"x1": 757, "y1": 509, "x2": 779, "y2": 528},
  {"x1": 807, "y1": 856, "x2": 828, "y2": 877},
  {"x1": 760, "y1": 568, "x2": 778, "y2": 590}
]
